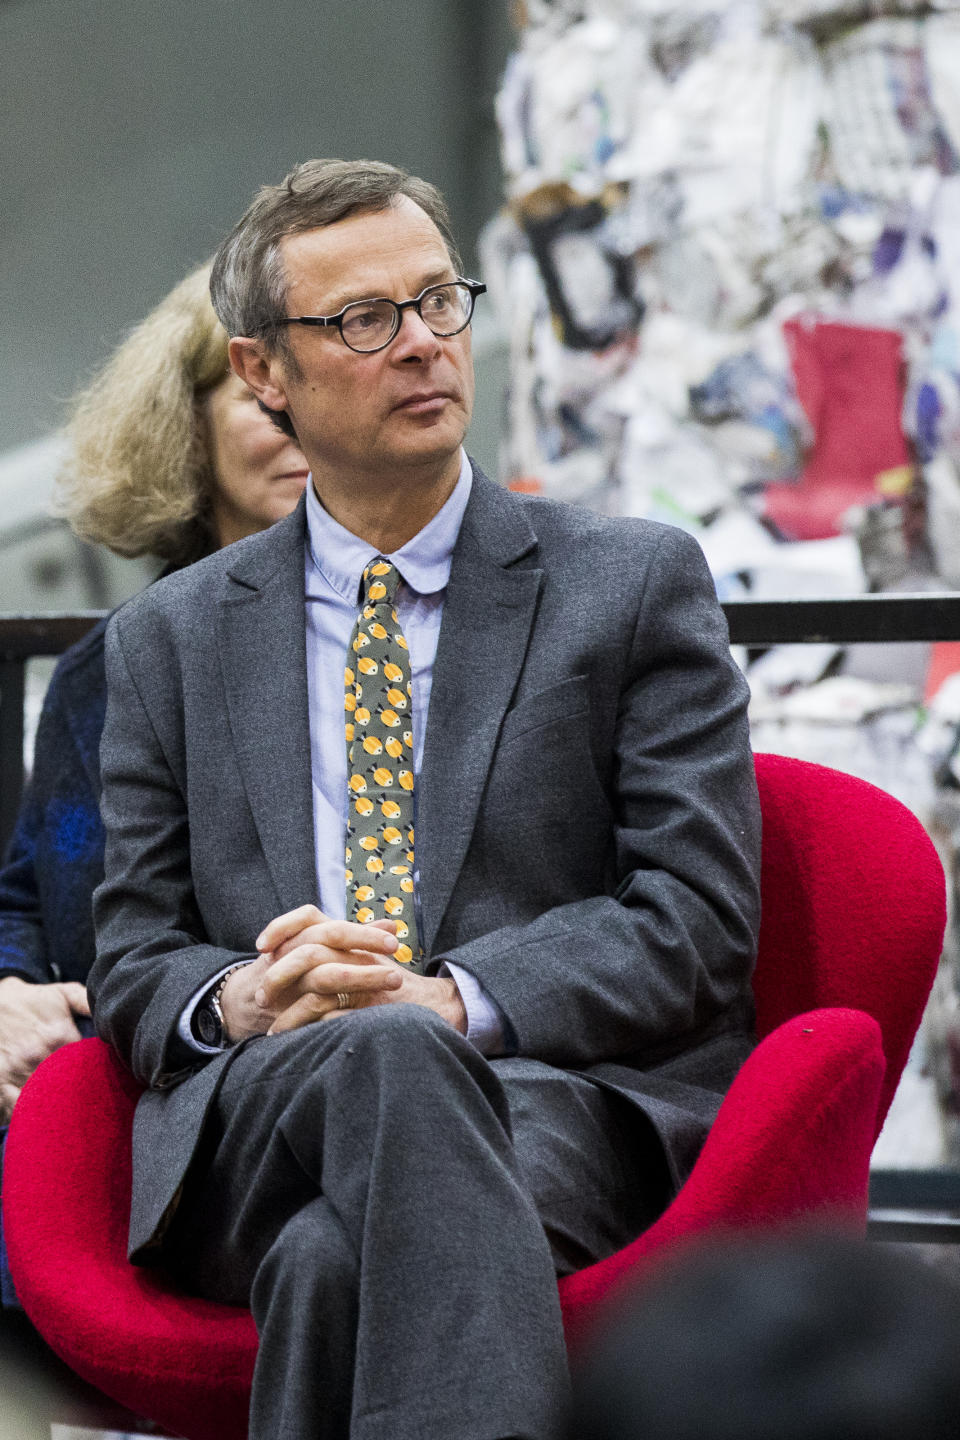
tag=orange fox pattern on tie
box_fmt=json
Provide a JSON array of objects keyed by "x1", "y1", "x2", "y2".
[{"x1": 344, "y1": 558, "x2": 421, "y2": 965}]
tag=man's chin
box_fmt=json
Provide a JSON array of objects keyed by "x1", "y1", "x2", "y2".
[{"x1": 386, "y1": 420, "x2": 469, "y2": 471}]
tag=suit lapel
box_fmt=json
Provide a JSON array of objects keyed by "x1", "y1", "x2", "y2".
[
  {"x1": 217, "y1": 503, "x2": 318, "y2": 915},
  {"x1": 417, "y1": 471, "x2": 541, "y2": 954}
]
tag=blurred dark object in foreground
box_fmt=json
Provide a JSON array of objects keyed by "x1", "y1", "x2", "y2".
[{"x1": 568, "y1": 1231, "x2": 960, "y2": 1440}]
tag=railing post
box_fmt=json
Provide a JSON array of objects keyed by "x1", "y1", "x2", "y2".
[
  {"x1": 0, "y1": 612, "x2": 107, "y2": 859},
  {"x1": 0, "y1": 657, "x2": 27, "y2": 858}
]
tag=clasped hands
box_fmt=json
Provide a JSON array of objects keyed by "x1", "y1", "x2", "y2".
[{"x1": 219, "y1": 905, "x2": 467, "y2": 1044}]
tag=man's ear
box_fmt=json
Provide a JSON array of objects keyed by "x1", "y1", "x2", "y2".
[{"x1": 229, "y1": 337, "x2": 290, "y2": 416}]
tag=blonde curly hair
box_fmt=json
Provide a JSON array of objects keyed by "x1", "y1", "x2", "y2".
[{"x1": 56, "y1": 262, "x2": 230, "y2": 565}]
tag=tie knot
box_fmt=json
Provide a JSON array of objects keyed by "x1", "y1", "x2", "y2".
[{"x1": 361, "y1": 558, "x2": 401, "y2": 608}]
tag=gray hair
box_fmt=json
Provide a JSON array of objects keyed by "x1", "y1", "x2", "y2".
[{"x1": 210, "y1": 158, "x2": 463, "y2": 373}]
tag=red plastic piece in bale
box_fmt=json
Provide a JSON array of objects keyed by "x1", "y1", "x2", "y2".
[
  {"x1": 764, "y1": 317, "x2": 913, "y2": 541},
  {"x1": 925, "y1": 641, "x2": 960, "y2": 703}
]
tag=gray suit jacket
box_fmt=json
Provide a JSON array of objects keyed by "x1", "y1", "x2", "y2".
[{"x1": 89, "y1": 467, "x2": 761, "y2": 1260}]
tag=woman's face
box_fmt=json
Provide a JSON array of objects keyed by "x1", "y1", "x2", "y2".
[{"x1": 205, "y1": 370, "x2": 309, "y2": 548}]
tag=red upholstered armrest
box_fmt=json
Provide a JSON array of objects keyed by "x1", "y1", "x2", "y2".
[
  {"x1": 4, "y1": 1038, "x2": 256, "y2": 1440},
  {"x1": 559, "y1": 1007, "x2": 885, "y2": 1347}
]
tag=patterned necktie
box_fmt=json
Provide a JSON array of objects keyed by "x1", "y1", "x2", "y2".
[{"x1": 344, "y1": 558, "x2": 421, "y2": 966}]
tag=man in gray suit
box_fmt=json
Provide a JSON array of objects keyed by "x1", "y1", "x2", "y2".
[{"x1": 89, "y1": 159, "x2": 761, "y2": 1440}]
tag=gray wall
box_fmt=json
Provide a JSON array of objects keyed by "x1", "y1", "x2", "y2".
[{"x1": 0, "y1": 0, "x2": 510, "y2": 468}]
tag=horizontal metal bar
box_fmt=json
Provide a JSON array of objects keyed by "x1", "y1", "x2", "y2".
[
  {"x1": 867, "y1": 1210, "x2": 960, "y2": 1243},
  {"x1": 2, "y1": 595, "x2": 960, "y2": 658},
  {"x1": 867, "y1": 1172, "x2": 960, "y2": 1242},
  {"x1": 869, "y1": 1167, "x2": 960, "y2": 1210},
  {"x1": 0, "y1": 612, "x2": 106, "y2": 659},
  {"x1": 723, "y1": 593, "x2": 960, "y2": 646}
]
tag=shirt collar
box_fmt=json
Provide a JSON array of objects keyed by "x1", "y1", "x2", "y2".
[{"x1": 305, "y1": 451, "x2": 472, "y2": 601}]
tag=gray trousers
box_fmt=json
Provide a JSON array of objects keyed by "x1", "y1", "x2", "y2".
[{"x1": 164, "y1": 1006, "x2": 666, "y2": 1440}]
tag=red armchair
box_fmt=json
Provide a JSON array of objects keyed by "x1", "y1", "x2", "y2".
[{"x1": 3, "y1": 754, "x2": 946, "y2": 1440}]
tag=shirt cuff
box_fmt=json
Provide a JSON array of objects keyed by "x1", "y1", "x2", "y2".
[
  {"x1": 177, "y1": 960, "x2": 254, "y2": 1055},
  {"x1": 440, "y1": 961, "x2": 508, "y2": 1057}
]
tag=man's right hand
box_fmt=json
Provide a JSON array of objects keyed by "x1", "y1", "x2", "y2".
[
  {"x1": 220, "y1": 907, "x2": 402, "y2": 1042},
  {"x1": 0, "y1": 976, "x2": 90, "y2": 1121}
]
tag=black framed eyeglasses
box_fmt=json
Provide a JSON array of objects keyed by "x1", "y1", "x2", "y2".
[{"x1": 278, "y1": 277, "x2": 486, "y2": 354}]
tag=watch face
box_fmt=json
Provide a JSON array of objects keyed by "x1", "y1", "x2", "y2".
[{"x1": 196, "y1": 1003, "x2": 222, "y2": 1048}]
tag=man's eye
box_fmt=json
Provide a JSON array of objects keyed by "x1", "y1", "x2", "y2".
[
  {"x1": 344, "y1": 307, "x2": 381, "y2": 331},
  {"x1": 423, "y1": 289, "x2": 453, "y2": 313}
]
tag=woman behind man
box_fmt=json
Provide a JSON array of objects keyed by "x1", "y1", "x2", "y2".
[{"x1": 0, "y1": 263, "x2": 308, "y2": 1126}]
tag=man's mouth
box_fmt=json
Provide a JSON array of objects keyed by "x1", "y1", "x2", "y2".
[{"x1": 393, "y1": 391, "x2": 453, "y2": 413}]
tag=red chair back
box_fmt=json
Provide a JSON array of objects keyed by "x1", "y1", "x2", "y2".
[{"x1": 752, "y1": 753, "x2": 945, "y2": 1129}]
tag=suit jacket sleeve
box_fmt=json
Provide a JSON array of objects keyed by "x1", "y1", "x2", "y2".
[
  {"x1": 433, "y1": 525, "x2": 761, "y2": 1070},
  {"x1": 89, "y1": 616, "x2": 256, "y2": 1087}
]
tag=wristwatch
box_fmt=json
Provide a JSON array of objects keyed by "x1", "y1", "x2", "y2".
[{"x1": 194, "y1": 964, "x2": 247, "y2": 1049}]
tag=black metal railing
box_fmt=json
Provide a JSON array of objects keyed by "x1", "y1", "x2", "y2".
[
  {"x1": 6, "y1": 594, "x2": 960, "y2": 847},
  {"x1": 3, "y1": 596, "x2": 960, "y2": 1243},
  {"x1": 722, "y1": 592, "x2": 960, "y2": 646},
  {"x1": 0, "y1": 612, "x2": 106, "y2": 850}
]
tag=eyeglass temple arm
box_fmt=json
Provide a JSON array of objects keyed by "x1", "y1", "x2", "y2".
[{"x1": 279, "y1": 316, "x2": 338, "y2": 328}]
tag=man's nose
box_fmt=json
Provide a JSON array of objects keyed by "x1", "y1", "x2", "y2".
[{"x1": 391, "y1": 307, "x2": 443, "y2": 360}]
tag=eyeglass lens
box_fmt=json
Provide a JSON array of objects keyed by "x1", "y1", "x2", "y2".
[{"x1": 340, "y1": 283, "x2": 474, "y2": 352}]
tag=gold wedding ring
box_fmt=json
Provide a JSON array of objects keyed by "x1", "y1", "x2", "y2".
[{"x1": 336, "y1": 991, "x2": 351, "y2": 1011}]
